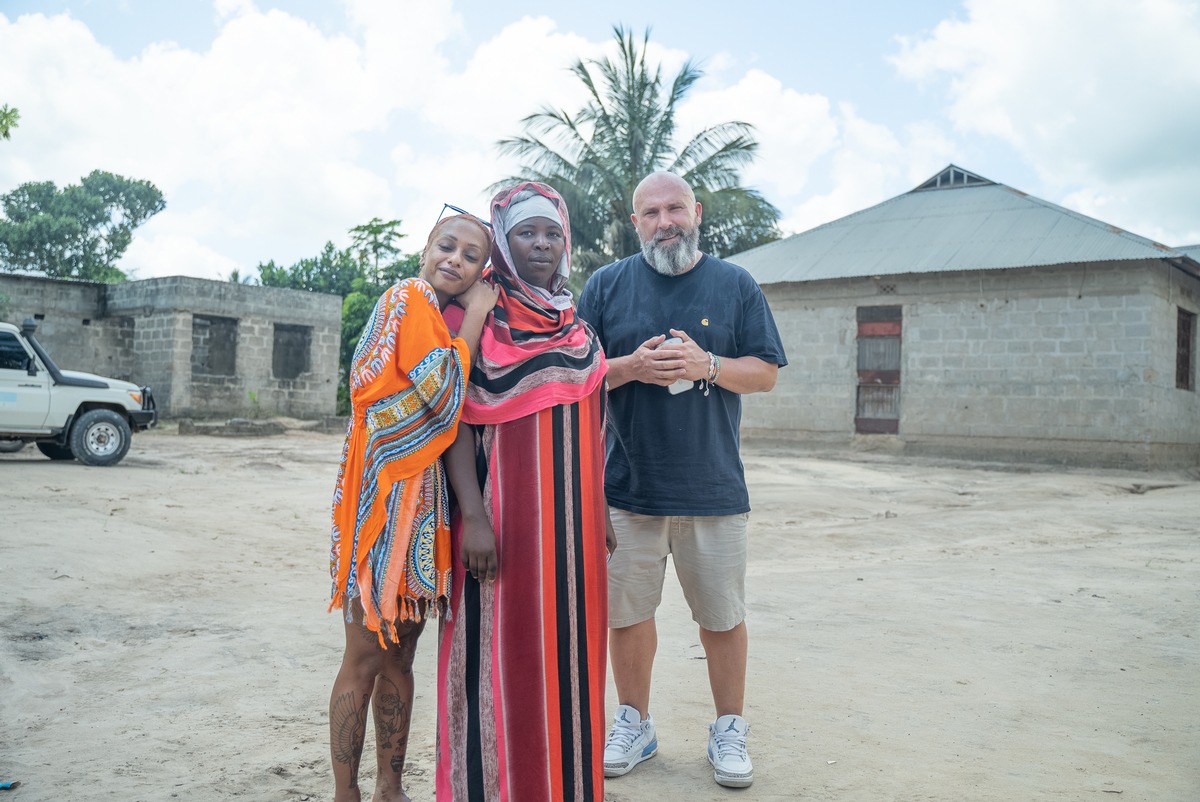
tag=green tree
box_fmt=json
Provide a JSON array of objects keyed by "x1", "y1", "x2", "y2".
[
  {"x1": 0, "y1": 105, "x2": 18, "y2": 140},
  {"x1": 349, "y1": 217, "x2": 404, "y2": 284},
  {"x1": 0, "y1": 170, "x2": 166, "y2": 282},
  {"x1": 496, "y1": 26, "x2": 780, "y2": 284},
  {"x1": 257, "y1": 241, "x2": 363, "y2": 298}
]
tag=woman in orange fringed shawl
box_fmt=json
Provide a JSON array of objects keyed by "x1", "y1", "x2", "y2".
[
  {"x1": 327, "y1": 212, "x2": 498, "y2": 802},
  {"x1": 437, "y1": 183, "x2": 613, "y2": 802}
]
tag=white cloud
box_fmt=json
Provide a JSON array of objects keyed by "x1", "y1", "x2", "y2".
[
  {"x1": 343, "y1": 0, "x2": 462, "y2": 112},
  {"x1": 782, "y1": 104, "x2": 907, "y2": 234},
  {"x1": 389, "y1": 141, "x2": 509, "y2": 247},
  {"x1": 123, "y1": 229, "x2": 240, "y2": 281},
  {"x1": 394, "y1": 17, "x2": 705, "y2": 236},
  {"x1": 0, "y1": 6, "x2": 940, "y2": 278},
  {"x1": 0, "y1": 5, "x2": 468, "y2": 279},
  {"x1": 416, "y1": 16, "x2": 598, "y2": 160},
  {"x1": 213, "y1": 0, "x2": 255, "y2": 21},
  {"x1": 678, "y1": 69, "x2": 840, "y2": 201},
  {"x1": 381, "y1": 16, "x2": 607, "y2": 243},
  {"x1": 892, "y1": 0, "x2": 1200, "y2": 244},
  {"x1": 0, "y1": 7, "x2": 648, "y2": 278},
  {"x1": 899, "y1": 121, "x2": 960, "y2": 187},
  {"x1": 7, "y1": 0, "x2": 1198, "y2": 286},
  {"x1": 676, "y1": 67, "x2": 969, "y2": 237}
]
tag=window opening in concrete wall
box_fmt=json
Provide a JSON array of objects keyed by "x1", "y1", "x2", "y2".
[
  {"x1": 0, "y1": 332, "x2": 31, "y2": 371},
  {"x1": 856, "y1": 305, "x2": 902, "y2": 434},
  {"x1": 1178, "y1": 307, "x2": 1196, "y2": 391},
  {"x1": 272, "y1": 323, "x2": 312, "y2": 380},
  {"x1": 192, "y1": 315, "x2": 238, "y2": 377}
]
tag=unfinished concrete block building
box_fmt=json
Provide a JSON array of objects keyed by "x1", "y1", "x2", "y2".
[{"x1": 0, "y1": 274, "x2": 341, "y2": 419}]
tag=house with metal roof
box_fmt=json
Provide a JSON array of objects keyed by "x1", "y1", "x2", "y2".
[{"x1": 733, "y1": 165, "x2": 1200, "y2": 468}]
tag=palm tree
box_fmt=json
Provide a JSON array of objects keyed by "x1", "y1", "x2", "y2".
[
  {"x1": 496, "y1": 26, "x2": 780, "y2": 282},
  {"x1": 0, "y1": 105, "x2": 18, "y2": 141}
]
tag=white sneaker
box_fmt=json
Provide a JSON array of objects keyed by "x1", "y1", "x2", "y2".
[
  {"x1": 708, "y1": 714, "x2": 753, "y2": 787},
  {"x1": 603, "y1": 704, "x2": 658, "y2": 777}
]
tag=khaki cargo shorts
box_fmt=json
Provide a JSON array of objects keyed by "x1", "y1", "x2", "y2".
[{"x1": 607, "y1": 507, "x2": 748, "y2": 632}]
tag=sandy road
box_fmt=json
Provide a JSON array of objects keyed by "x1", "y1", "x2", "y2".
[{"x1": 1, "y1": 427, "x2": 1197, "y2": 801}]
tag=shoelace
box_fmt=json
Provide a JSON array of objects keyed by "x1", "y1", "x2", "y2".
[
  {"x1": 711, "y1": 728, "x2": 749, "y2": 760},
  {"x1": 606, "y1": 721, "x2": 642, "y2": 752}
]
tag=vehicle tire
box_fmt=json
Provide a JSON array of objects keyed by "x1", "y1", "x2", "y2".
[
  {"x1": 37, "y1": 441, "x2": 75, "y2": 460},
  {"x1": 0, "y1": 440, "x2": 26, "y2": 453},
  {"x1": 69, "y1": 409, "x2": 132, "y2": 467}
]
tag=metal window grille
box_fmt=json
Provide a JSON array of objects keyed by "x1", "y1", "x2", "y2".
[
  {"x1": 856, "y1": 306, "x2": 901, "y2": 434},
  {"x1": 1178, "y1": 308, "x2": 1196, "y2": 391}
]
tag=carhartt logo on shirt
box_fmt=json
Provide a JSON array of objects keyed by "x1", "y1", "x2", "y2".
[{"x1": 701, "y1": 318, "x2": 709, "y2": 326}]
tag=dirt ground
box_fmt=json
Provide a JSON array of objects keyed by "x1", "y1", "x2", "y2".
[{"x1": 1, "y1": 425, "x2": 1197, "y2": 802}]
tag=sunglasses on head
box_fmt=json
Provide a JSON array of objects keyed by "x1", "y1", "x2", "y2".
[{"x1": 437, "y1": 203, "x2": 491, "y2": 230}]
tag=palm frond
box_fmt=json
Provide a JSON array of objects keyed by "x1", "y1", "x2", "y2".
[{"x1": 492, "y1": 26, "x2": 779, "y2": 280}]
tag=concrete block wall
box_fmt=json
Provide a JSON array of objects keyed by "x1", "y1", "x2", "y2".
[
  {"x1": 131, "y1": 311, "x2": 191, "y2": 410},
  {"x1": 901, "y1": 264, "x2": 1157, "y2": 442},
  {"x1": 0, "y1": 273, "x2": 341, "y2": 419},
  {"x1": 265, "y1": 319, "x2": 340, "y2": 417},
  {"x1": 108, "y1": 277, "x2": 341, "y2": 417},
  {"x1": 751, "y1": 299, "x2": 855, "y2": 442},
  {"x1": 1143, "y1": 263, "x2": 1200, "y2": 459},
  {"x1": 0, "y1": 274, "x2": 137, "y2": 381},
  {"x1": 743, "y1": 259, "x2": 1200, "y2": 467}
]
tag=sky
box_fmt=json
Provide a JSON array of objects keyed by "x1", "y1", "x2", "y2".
[{"x1": 1, "y1": 0, "x2": 1198, "y2": 281}]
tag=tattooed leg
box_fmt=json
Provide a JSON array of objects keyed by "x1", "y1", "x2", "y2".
[
  {"x1": 330, "y1": 690, "x2": 369, "y2": 798},
  {"x1": 372, "y1": 618, "x2": 425, "y2": 802},
  {"x1": 330, "y1": 609, "x2": 386, "y2": 802}
]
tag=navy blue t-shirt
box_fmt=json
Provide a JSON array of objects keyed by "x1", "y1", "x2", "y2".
[{"x1": 577, "y1": 253, "x2": 787, "y2": 516}]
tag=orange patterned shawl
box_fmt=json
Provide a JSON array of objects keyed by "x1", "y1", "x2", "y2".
[{"x1": 329, "y1": 277, "x2": 467, "y2": 642}]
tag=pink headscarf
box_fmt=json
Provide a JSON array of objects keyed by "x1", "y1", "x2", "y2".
[{"x1": 441, "y1": 182, "x2": 605, "y2": 424}]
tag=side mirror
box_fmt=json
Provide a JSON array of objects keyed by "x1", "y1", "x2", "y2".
[{"x1": 26, "y1": 356, "x2": 38, "y2": 376}]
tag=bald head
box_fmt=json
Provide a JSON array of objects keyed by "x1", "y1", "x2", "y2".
[{"x1": 633, "y1": 171, "x2": 696, "y2": 212}]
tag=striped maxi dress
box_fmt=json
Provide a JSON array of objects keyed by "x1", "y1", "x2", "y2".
[{"x1": 436, "y1": 181, "x2": 609, "y2": 802}]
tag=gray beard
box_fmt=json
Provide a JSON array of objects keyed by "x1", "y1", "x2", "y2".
[{"x1": 640, "y1": 224, "x2": 700, "y2": 276}]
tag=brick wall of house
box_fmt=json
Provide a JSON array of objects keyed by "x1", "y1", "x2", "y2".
[{"x1": 745, "y1": 259, "x2": 1200, "y2": 468}]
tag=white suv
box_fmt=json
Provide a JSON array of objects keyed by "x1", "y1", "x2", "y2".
[{"x1": 0, "y1": 317, "x2": 156, "y2": 466}]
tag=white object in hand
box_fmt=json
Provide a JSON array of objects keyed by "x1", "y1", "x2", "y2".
[{"x1": 658, "y1": 337, "x2": 693, "y2": 395}]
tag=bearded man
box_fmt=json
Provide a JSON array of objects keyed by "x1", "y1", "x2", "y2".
[{"x1": 576, "y1": 171, "x2": 788, "y2": 789}]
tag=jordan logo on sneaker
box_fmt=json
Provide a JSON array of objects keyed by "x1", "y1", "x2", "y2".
[
  {"x1": 619, "y1": 710, "x2": 632, "y2": 723},
  {"x1": 724, "y1": 720, "x2": 739, "y2": 733}
]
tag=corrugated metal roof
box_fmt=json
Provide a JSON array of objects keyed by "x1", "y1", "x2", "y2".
[
  {"x1": 1179, "y1": 244, "x2": 1200, "y2": 262},
  {"x1": 734, "y1": 165, "x2": 1196, "y2": 285}
]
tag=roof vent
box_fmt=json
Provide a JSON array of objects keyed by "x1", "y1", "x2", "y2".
[{"x1": 913, "y1": 165, "x2": 994, "y2": 191}]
